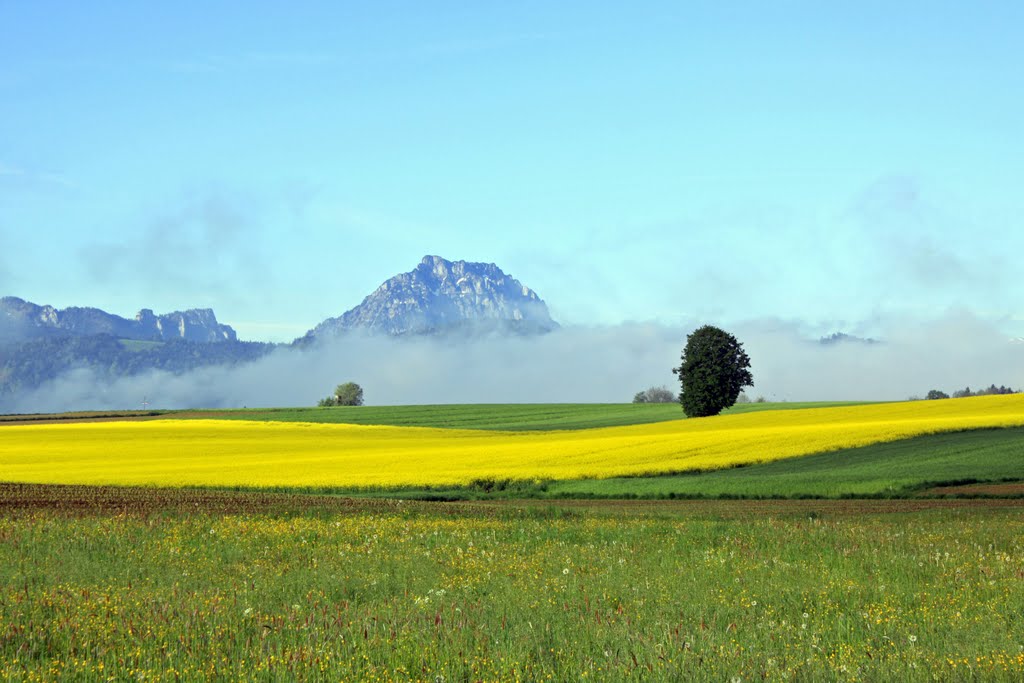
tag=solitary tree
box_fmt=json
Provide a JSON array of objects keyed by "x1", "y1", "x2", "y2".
[
  {"x1": 334, "y1": 382, "x2": 364, "y2": 406},
  {"x1": 318, "y1": 382, "x2": 364, "y2": 407},
  {"x1": 673, "y1": 325, "x2": 753, "y2": 417}
]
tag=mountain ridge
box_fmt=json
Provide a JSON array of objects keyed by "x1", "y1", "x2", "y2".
[
  {"x1": 0, "y1": 256, "x2": 558, "y2": 407},
  {"x1": 302, "y1": 255, "x2": 559, "y2": 340},
  {"x1": 0, "y1": 296, "x2": 237, "y2": 345}
]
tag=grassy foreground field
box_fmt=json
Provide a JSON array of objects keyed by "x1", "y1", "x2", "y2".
[
  {"x1": 2, "y1": 395, "x2": 1022, "y2": 490},
  {"x1": 1, "y1": 486, "x2": 1022, "y2": 682}
]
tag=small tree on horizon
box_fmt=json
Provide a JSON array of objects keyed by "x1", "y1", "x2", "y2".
[
  {"x1": 673, "y1": 325, "x2": 753, "y2": 417},
  {"x1": 318, "y1": 382, "x2": 364, "y2": 407},
  {"x1": 632, "y1": 386, "x2": 675, "y2": 404}
]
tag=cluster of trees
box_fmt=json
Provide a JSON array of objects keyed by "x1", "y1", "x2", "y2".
[
  {"x1": 318, "y1": 382, "x2": 364, "y2": 407},
  {"x1": 925, "y1": 385, "x2": 1018, "y2": 400},
  {"x1": 632, "y1": 386, "x2": 675, "y2": 404}
]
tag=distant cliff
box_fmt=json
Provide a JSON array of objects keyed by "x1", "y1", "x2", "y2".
[
  {"x1": 302, "y1": 255, "x2": 558, "y2": 340},
  {"x1": 0, "y1": 297, "x2": 258, "y2": 406},
  {"x1": 0, "y1": 257, "x2": 561, "y2": 406},
  {"x1": 0, "y1": 297, "x2": 237, "y2": 345}
]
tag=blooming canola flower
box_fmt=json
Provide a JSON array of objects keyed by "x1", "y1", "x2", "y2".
[{"x1": 2, "y1": 395, "x2": 1023, "y2": 488}]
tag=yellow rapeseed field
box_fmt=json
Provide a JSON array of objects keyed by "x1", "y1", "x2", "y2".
[{"x1": 2, "y1": 395, "x2": 1023, "y2": 488}]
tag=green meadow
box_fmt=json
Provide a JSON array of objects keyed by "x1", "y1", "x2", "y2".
[
  {"x1": 1, "y1": 487, "x2": 1023, "y2": 682},
  {"x1": 167, "y1": 400, "x2": 878, "y2": 430},
  {"x1": 549, "y1": 426, "x2": 1024, "y2": 499},
  {"x1": 1, "y1": 399, "x2": 1023, "y2": 681}
]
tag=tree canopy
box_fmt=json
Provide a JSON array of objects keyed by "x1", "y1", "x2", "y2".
[
  {"x1": 672, "y1": 325, "x2": 753, "y2": 417},
  {"x1": 318, "y1": 382, "x2": 364, "y2": 407}
]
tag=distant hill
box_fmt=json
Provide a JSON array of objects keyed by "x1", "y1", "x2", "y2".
[
  {"x1": 0, "y1": 298, "x2": 267, "y2": 407},
  {"x1": 0, "y1": 335, "x2": 274, "y2": 405},
  {"x1": 0, "y1": 256, "x2": 562, "y2": 407},
  {"x1": 301, "y1": 255, "x2": 559, "y2": 341},
  {"x1": 819, "y1": 332, "x2": 879, "y2": 346},
  {"x1": 0, "y1": 296, "x2": 237, "y2": 345}
]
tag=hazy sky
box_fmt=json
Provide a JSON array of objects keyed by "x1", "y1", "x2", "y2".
[{"x1": 2, "y1": 2, "x2": 1022, "y2": 342}]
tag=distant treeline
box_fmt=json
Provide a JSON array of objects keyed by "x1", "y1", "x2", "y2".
[
  {"x1": 0, "y1": 334, "x2": 275, "y2": 399},
  {"x1": 923, "y1": 385, "x2": 1018, "y2": 400}
]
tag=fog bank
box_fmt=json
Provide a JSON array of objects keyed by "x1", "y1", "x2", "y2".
[{"x1": 4, "y1": 311, "x2": 1021, "y2": 413}]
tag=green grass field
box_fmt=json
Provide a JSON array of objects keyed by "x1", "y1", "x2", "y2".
[
  {"x1": 2, "y1": 400, "x2": 1022, "y2": 680},
  {"x1": 166, "y1": 399, "x2": 877, "y2": 430},
  {"x1": 1, "y1": 486, "x2": 1022, "y2": 682},
  {"x1": 1, "y1": 400, "x2": 878, "y2": 430},
  {"x1": 548, "y1": 426, "x2": 1024, "y2": 498}
]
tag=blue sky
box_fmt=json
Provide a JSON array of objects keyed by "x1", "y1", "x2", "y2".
[{"x1": 2, "y1": 1, "x2": 1022, "y2": 341}]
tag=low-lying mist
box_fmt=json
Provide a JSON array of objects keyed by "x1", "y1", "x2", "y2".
[{"x1": 4, "y1": 311, "x2": 1021, "y2": 414}]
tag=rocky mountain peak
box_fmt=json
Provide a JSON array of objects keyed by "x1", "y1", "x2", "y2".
[{"x1": 304, "y1": 256, "x2": 558, "y2": 339}]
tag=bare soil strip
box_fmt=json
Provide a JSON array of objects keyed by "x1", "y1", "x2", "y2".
[
  {"x1": 0, "y1": 483, "x2": 481, "y2": 517},
  {"x1": 3, "y1": 483, "x2": 1024, "y2": 518},
  {"x1": 922, "y1": 481, "x2": 1024, "y2": 496},
  {"x1": 0, "y1": 409, "x2": 235, "y2": 425},
  {"x1": 0, "y1": 410, "x2": 167, "y2": 425}
]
